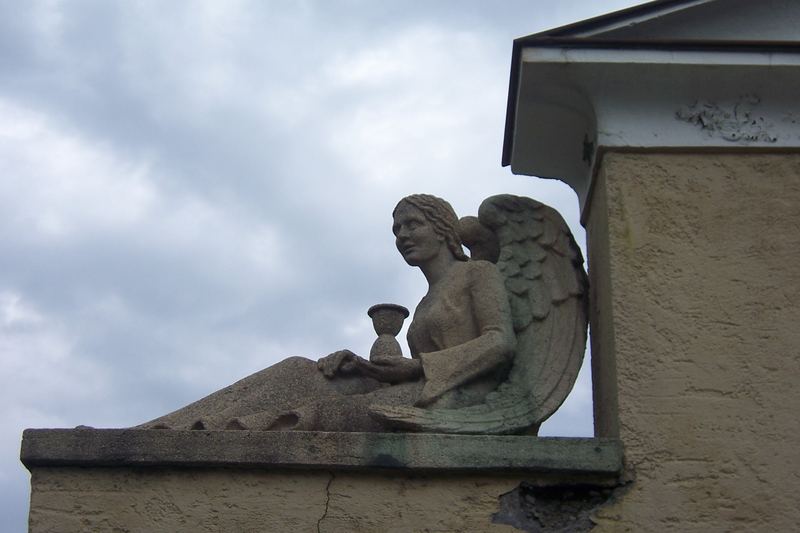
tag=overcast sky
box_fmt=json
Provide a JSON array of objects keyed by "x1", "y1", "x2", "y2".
[{"x1": 2, "y1": 1, "x2": 645, "y2": 529}]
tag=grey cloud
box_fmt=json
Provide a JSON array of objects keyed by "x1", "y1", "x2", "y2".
[{"x1": 0, "y1": 1, "x2": 646, "y2": 530}]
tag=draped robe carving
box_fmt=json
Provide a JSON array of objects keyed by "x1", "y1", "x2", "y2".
[{"x1": 141, "y1": 194, "x2": 588, "y2": 435}]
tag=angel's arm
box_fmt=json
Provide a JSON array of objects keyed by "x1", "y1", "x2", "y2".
[
  {"x1": 353, "y1": 356, "x2": 422, "y2": 383},
  {"x1": 416, "y1": 262, "x2": 516, "y2": 406},
  {"x1": 318, "y1": 350, "x2": 422, "y2": 383}
]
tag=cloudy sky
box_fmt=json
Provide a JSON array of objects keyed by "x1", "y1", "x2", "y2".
[{"x1": 1, "y1": 0, "x2": 644, "y2": 528}]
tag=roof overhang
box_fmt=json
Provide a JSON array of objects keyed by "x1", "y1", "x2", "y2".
[{"x1": 503, "y1": 0, "x2": 800, "y2": 215}]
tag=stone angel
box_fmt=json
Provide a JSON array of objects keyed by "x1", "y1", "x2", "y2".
[{"x1": 141, "y1": 194, "x2": 588, "y2": 435}]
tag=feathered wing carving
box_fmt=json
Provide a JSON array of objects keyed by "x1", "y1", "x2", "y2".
[{"x1": 371, "y1": 195, "x2": 588, "y2": 434}]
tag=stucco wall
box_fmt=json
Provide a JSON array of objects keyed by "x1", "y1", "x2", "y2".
[
  {"x1": 23, "y1": 430, "x2": 622, "y2": 531},
  {"x1": 587, "y1": 151, "x2": 800, "y2": 532},
  {"x1": 28, "y1": 467, "x2": 533, "y2": 532}
]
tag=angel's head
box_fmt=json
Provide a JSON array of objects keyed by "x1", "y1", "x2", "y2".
[{"x1": 392, "y1": 194, "x2": 469, "y2": 266}]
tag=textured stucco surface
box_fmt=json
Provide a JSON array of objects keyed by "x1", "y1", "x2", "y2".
[
  {"x1": 28, "y1": 467, "x2": 531, "y2": 532},
  {"x1": 587, "y1": 152, "x2": 800, "y2": 532},
  {"x1": 25, "y1": 430, "x2": 622, "y2": 532}
]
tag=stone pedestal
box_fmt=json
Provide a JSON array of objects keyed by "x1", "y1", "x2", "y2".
[{"x1": 22, "y1": 430, "x2": 622, "y2": 532}]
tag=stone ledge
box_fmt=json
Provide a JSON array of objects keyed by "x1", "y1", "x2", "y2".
[{"x1": 21, "y1": 429, "x2": 621, "y2": 479}]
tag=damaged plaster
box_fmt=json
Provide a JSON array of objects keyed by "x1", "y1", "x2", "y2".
[
  {"x1": 493, "y1": 482, "x2": 625, "y2": 533},
  {"x1": 675, "y1": 95, "x2": 778, "y2": 143}
]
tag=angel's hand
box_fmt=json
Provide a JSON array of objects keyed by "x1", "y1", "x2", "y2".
[{"x1": 317, "y1": 349, "x2": 358, "y2": 378}]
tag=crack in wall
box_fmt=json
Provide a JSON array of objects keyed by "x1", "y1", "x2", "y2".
[{"x1": 316, "y1": 471, "x2": 335, "y2": 533}]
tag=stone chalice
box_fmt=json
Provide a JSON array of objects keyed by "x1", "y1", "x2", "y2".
[{"x1": 367, "y1": 303, "x2": 409, "y2": 362}]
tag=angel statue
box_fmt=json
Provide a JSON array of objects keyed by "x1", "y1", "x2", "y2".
[{"x1": 141, "y1": 194, "x2": 588, "y2": 435}]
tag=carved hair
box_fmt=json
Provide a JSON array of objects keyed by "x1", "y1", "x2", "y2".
[{"x1": 394, "y1": 194, "x2": 469, "y2": 261}]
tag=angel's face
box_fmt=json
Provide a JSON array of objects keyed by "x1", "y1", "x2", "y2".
[{"x1": 392, "y1": 203, "x2": 446, "y2": 267}]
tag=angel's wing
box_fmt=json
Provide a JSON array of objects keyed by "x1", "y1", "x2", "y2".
[{"x1": 371, "y1": 195, "x2": 588, "y2": 434}]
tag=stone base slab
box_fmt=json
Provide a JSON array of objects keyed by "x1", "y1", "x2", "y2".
[
  {"x1": 22, "y1": 429, "x2": 621, "y2": 477},
  {"x1": 23, "y1": 429, "x2": 622, "y2": 532}
]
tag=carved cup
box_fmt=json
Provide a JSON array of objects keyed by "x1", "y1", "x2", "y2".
[{"x1": 367, "y1": 303, "x2": 409, "y2": 361}]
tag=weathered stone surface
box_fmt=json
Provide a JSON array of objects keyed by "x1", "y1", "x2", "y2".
[
  {"x1": 372, "y1": 194, "x2": 588, "y2": 434},
  {"x1": 22, "y1": 429, "x2": 622, "y2": 477},
  {"x1": 140, "y1": 194, "x2": 588, "y2": 436},
  {"x1": 27, "y1": 467, "x2": 546, "y2": 533},
  {"x1": 21, "y1": 194, "x2": 596, "y2": 531},
  {"x1": 586, "y1": 151, "x2": 800, "y2": 532},
  {"x1": 23, "y1": 430, "x2": 622, "y2": 532},
  {"x1": 367, "y1": 303, "x2": 408, "y2": 360}
]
